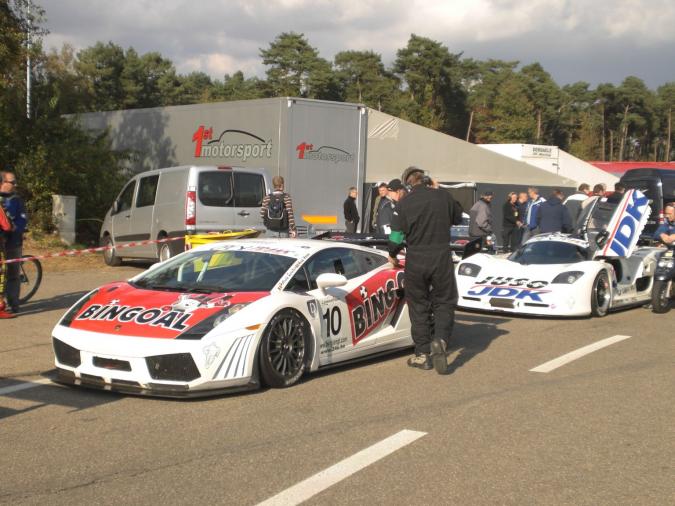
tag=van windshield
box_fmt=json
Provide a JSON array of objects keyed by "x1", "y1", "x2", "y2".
[{"x1": 198, "y1": 171, "x2": 233, "y2": 207}]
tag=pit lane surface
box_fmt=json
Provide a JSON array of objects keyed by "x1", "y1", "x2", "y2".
[{"x1": 1, "y1": 264, "x2": 673, "y2": 505}]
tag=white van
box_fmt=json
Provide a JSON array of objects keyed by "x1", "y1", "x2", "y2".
[{"x1": 100, "y1": 165, "x2": 271, "y2": 265}]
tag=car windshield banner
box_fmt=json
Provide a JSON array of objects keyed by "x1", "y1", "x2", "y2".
[{"x1": 599, "y1": 189, "x2": 651, "y2": 258}]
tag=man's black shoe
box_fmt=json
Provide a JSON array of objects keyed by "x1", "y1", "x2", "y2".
[
  {"x1": 430, "y1": 338, "x2": 448, "y2": 374},
  {"x1": 407, "y1": 354, "x2": 432, "y2": 370}
]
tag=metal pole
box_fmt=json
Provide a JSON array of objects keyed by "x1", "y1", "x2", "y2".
[{"x1": 26, "y1": 1, "x2": 32, "y2": 119}]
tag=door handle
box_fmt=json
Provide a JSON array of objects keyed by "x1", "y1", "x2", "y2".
[{"x1": 237, "y1": 211, "x2": 250, "y2": 217}]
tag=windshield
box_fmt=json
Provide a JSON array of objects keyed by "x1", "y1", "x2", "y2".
[
  {"x1": 509, "y1": 241, "x2": 589, "y2": 265},
  {"x1": 132, "y1": 250, "x2": 296, "y2": 292}
]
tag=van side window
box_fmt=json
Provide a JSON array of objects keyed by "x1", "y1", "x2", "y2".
[
  {"x1": 234, "y1": 172, "x2": 265, "y2": 207},
  {"x1": 198, "y1": 171, "x2": 233, "y2": 207},
  {"x1": 136, "y1": 175, "x2": 159, "y2": 208},
  {"x1": 117, "y1": 181, "x2": 136, "y2": 213}
]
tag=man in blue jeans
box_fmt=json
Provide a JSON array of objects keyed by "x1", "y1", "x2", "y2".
[{"x1": 1, "y1": 171, "x2": 27, "y2": 314}]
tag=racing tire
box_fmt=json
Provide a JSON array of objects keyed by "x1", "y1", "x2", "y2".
[
  {"x1": 259, "y1": 309, "x2": 310, "y2": 388},
  {"x1": 102, "y1": 236, "x2": 122, "y2": 266},
  {"x1": 590, "y1": 270, "x2": 611, "y2": 317},
  {"x1": 651, "y1": 280, "x2": 673, "y2": 314}
]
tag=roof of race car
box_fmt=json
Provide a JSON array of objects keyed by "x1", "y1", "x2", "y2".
[
  {"x1": 525, "y1": 233, "x2": 590, "y2": 249},
  {"x1": 189, "y1": 238, "x2": 387, "y2": 259}
]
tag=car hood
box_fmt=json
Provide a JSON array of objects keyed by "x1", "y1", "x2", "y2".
[
  {"x1": 461, "y1": 255, "x2": 585, "y2": 286},
  {"x1": 63, "y1": 282, "x2": 269, "y2": 339}
]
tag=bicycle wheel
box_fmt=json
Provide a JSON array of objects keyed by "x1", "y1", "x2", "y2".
[{"x1": 18, "y1": 256, "x2": 42, "y2": 304}]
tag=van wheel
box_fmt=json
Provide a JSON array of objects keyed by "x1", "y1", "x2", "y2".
[
  {"x1": 102, "y1": 236, "x2": 122, "y2": 266},
  {"x1": 158, "y1": 236, "x2": 181, "y2": 262},
  {"x1": 590, "y1": 270, "x2": 611, "y2": 317}
]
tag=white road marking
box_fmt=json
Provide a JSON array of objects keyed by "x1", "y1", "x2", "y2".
[
  {"x1": 0, "y1": 378, "x2": 52, "y2": 395},
  {"x1": 257, "y1": 429, "x2": 426, "y2": 506},
  {"x1": 530, "y1": 335, "x2": 632, "y2": 373}
]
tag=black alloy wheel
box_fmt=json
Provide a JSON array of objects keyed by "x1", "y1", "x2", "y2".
[
  {"x1": 259, "y1": 309, "x2": 309, "y2": 388},
  {"x1": 651, "y1": 279, "x2": 673, "y2": 314}
]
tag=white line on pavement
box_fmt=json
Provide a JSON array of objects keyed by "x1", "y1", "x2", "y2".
[
  {"x1": 530, "y1": 335, "x2": 632, "y2": 373},
  {"x1": 0, "y1": 378, "x2": 53, "y2": 395},
  {"x1": 257, "y1": 429, "x2": 427, "y2": 506}
]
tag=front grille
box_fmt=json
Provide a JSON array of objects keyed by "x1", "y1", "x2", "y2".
[
  {"x1": 53, "y1": 338, "x2": 81, "y2": 367},
  {"x1": 93, "y1": 356, "x2": 132, "y2": 372},
  {"x1": 524, "y1": 302, "x2": 548, "y2": 308},
  {"x1": 146, "y1": 353, "x2": 200, "y2": 382},
  {"x1": 489, "y1": 297, "x2": 515, "y2": 309},
  {"x1": 462, "y1": 296, "x2": 481, "y2": 302}
]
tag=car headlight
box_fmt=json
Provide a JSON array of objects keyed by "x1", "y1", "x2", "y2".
[
  {"x1": 552, "y1": 271, "x2": 585, "y2": 284},
  {"x1": 177, "y1": 303, "x2": 250, "y2": 340},
  {"x1": 657, "y1": 258, "x2": 674, "y2": 269},
  {"x1": 458, "y1": 263, "x2": 481, "y2": 277},
  {"x1": 59, "y1": 289, "x2": 100, "y2": 327}
]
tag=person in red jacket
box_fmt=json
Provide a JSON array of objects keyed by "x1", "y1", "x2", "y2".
[{"x1": 0, "y1": 202, "x2": 16, "y2": 318}]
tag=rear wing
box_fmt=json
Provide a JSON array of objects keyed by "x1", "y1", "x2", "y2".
[{"x1": 313, "y1": 231, "x2": 483, "y2": 260}]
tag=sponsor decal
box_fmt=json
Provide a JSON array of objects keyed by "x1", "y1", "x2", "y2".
[
  {"x1": 320, "y1": 336, "x2": 348, "y2": 354},
  {"x1": 296, "y1": 141, "x2": 354, "y2": 164},
  {"x1": 192, "y1": 125, "x2": 273, "y2": 161},
  {"x1": 306, "y1": 300, "x2": 318, "y2": 318},
  {"x1": 203, "y1": 343, "x2": 221, "y2": 368},
  {"x1": 347, "y1": 270, "x2": 404, "y2": 345},
  {"x1": 601, "y1": 189, "x2": 650, "y2": 257},
  {"x1": 468, "y1": 276, "x2": 551, "y2": 302},
  {"x1": 77, "y1": 304, "x2": 192, "y2": 330}
]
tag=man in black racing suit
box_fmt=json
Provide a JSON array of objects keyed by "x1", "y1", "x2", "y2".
[{"x1": 388, "y1": 167, "x2": 463, "y2": 374}]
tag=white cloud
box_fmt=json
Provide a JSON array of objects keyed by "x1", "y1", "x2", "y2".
[{"x1": 38, "y1": 0, "x2": 675, "y2": 87}]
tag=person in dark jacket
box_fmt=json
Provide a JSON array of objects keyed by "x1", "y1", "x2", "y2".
[
  {"x1": 537, "y1": 189, "x2": 573, "y2": 234},
  {"x1": 388, "y1": 167, "x2": 463, "y2": 374},
  {"x1": 502, "y1": 192, "x2": 520, "y2": 252},
  {"x1": 343, "y1": 187, "x2": 360, "y2": 233},
  {"x1": 468, "y1": 191, "x2": 493, "y2": 247},
  {"x1": 1, "y1": 171, "x2": 27, "y2": 314}
]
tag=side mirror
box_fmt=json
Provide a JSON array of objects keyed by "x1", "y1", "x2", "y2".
[
  {"x1": 595, "y1": 230, "x2": 609, "y2": 247},
  {"x1": 112, "y1": 200, "x2": 119, "y2": 215},
  {"x1": 316, "y1": 273, "x2": 347, "y2": 294}
]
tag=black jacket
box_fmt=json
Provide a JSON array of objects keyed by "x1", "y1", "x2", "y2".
[
  {"x1": 502, "y1": 201, "x2": 519, "y2": 228},
  {"x1": 389, "y1": 185, "x2": 462, "y2": 256},
  {"x1": 537, "y1": 195, "x2": 573, "y2": 233},
  {"x1": 343, "y1": 196, "x2": 359, "y2": 224}
]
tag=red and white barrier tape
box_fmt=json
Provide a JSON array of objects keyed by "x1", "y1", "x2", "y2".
[{"x1": 1, "y1": 236, "x2": 184, "y2": 265}]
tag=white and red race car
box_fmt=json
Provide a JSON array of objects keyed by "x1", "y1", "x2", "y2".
[
  {"x1": 456, "y1": 189, "x2": 662, "y2": 317},
  {"x1": 52, "y1": 239, "x2": 413, "y2": 397}
]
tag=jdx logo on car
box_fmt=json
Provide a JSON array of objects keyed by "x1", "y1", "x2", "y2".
[
  {"x1": 468, "y1": 276, "x2": 550, "y2": 302},
  {"x1": 602, "y1": 189, "x2": 650, "y2": 257}
]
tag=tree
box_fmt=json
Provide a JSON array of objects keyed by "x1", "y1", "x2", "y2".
[
  {"x1": 75, "y1": 41, "x2": 127, "y2": 111},
  {"x1": 519, "y1": 63, "x2": 563, "y2": 144},
  {"x1": 657, "y1": 82, "x2": 675, "y2": 160},
  {"x1": 333, "y1": 50, "x2": 399, "y2": 110},
  {"x1": 392, "y1": 34, "x2": 467, "y2": 135},
  {"x1": 259, "y1": 32, "x2": 337, "y2": 99},
  {"x1": 614, "y1": 76, "x2": 656, "y2": 160}
]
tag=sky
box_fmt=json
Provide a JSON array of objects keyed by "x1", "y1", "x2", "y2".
[{"x1": 37, "y1": 0, "x2": 675, "y2": 90}]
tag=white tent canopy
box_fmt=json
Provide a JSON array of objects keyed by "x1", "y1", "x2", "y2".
[{"x1": 479, "y1": 143, "x2": 618, "y2": 189}]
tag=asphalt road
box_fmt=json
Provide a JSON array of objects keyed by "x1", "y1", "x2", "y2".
[{"x1": 1, "y1": 262, "x2": 673, "y2": 505}]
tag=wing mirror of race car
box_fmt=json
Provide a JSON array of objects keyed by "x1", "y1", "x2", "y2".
[
  {"x1": 316, "y1": 273, "x2": 348, "y2": 294},
  {"x1": 595, "y1": 230, "x2": 609, "y2": 247},
  {"x1": 462, "y1": 238, "x2": 483, "y2": 260}
]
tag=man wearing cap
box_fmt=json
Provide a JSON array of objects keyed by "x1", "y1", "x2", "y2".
[
  {"x1": 469, "y1": 191, "x2": 494, "y2": 248},
  {"x1": 376, "y1": 179, "x2": 406, "y2": 235},
  {"x1": 388, "y1": 166, "x2": 463, "y2": 374}
]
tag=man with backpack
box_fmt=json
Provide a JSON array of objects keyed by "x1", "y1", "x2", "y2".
[
  {"x1": 260, "y1": 176, "x2": 297, "y2": 238},
  {"x1": 1, "y1": 171, "x2": 26, "y2": 315}
]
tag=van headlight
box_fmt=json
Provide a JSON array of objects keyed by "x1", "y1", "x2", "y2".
[
  {"x1": 458, "y1": 263, "x2": 481, "y2": 277},
  {"x1": 552, "y1": 271, "x2": 584, "y2": 284}
]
